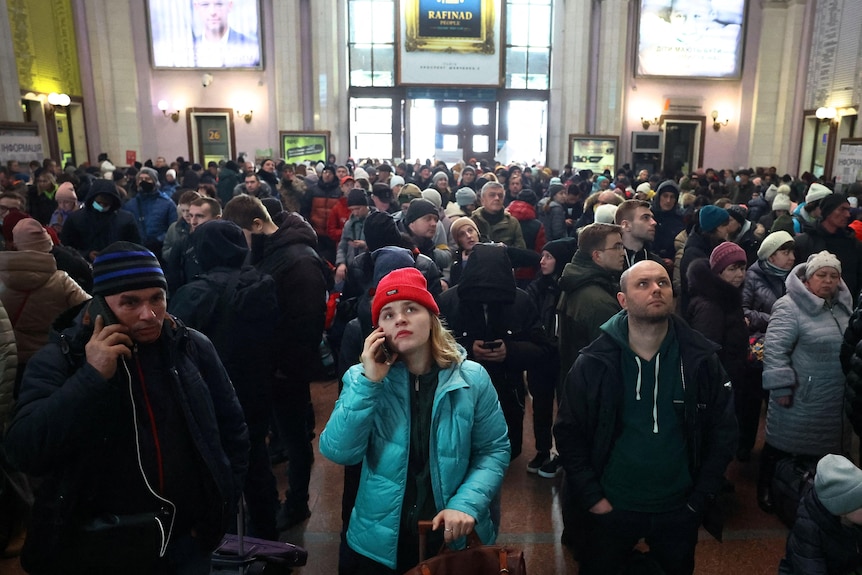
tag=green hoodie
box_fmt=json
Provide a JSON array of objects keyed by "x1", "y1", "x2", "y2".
[{"x1": 598, "y1": 312, "x2": 692, "y2": 512}]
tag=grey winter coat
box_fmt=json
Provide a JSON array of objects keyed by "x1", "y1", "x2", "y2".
[
  {"x1": 762, "y1": 263, "x2": 853, "y2": 456},
  {"x1": 742, "y1": 260, "x2": 788, "y2": 335}
]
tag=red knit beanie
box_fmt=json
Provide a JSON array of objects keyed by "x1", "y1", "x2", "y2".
[
  {"x1": 709, "y1": 241, "x2": 747, "y2": 274},
  {"x1": 371, "y1": 267, "x2": 439, "y2": 326}
]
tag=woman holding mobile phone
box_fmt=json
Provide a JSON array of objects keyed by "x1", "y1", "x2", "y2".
[{"x1": 319, "y1": 267, "x2": 510, "y2": 575}]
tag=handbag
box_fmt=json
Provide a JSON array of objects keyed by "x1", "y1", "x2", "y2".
[
  {"x1": 771, "y1": 456, "x2": 817, "y2": 528},
  {"x1": 401, "y1": 520, "x2": 526, "y2": 575}
]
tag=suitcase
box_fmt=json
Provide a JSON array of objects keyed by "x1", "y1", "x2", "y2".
[{"x1": 211, "y1": 499, "x2": 308, "y2": 574}]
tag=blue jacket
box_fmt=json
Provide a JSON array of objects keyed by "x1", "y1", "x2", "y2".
[
  {"x1": 125, "y1": 191, "x2": 177, "y2": 243},
  {"x1": 319, "y1": 356, "x2": 510, "y2": 569}
]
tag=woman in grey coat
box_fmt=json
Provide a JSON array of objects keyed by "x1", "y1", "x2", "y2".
[
  {"x1": 741, "y1": 231, "x2": 795, "y2": 469},
  {"x1": 758, "y1": 251, "x2": 853, "y2": 512}
]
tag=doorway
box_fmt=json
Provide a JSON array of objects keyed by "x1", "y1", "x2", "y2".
[
  {"x1": 435, "y1": 101, "x2": 497, "y2": 165},
  {"x1": 188, "y1": 110, "x2": 236, "y2": 165},
  {"x1": 661, "y1": 118, "x2": 705, "y2": 175}
]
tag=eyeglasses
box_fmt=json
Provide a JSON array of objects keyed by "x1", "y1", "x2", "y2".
[{"x1": 598, "y1": 243, "x2": 626, "y2": 252}]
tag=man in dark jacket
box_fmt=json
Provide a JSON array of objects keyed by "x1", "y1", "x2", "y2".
[
  {"x1": 5, "y1": 242, "x2": 248, "y2": 574},
  {"x1": 615, "y1": 199, "x2": 664, "y2": 270},
  {"x1": 223, "y1": 195, "x2": 329, "y2": 531},
  {"x1": 169, "y1": 220, "x2": 280, "y2": 540},
  {"x1": 795, "y1": 193, "x2": 862, "y2": 306},
  {"x1": 557, "y1": 223, "x2": 625, "y2": 384},
  {"x1": 60, "y1": 179, "x2": 141, "y2": 262},
  {"x1": 651, "y1": 181, "x2": 685, "y2": 264},
  {"x1": 216, "y1": 161, "x2": 242, "y2": 207},
  {"x1": 554, "y1": 260, "x2": 736, "y2": 575},
  {"x1": 438, "y1": 243, "x2": 552, "y2": 460}
]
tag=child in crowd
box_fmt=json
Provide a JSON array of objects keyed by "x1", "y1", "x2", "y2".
[{"x1": 779, "y1": 454, "x2": 862, "y2": 574}]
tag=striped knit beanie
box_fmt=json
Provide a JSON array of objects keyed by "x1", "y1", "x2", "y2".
[{"x1": 92, "y1": 242, "x2": 167, "y2": 296}]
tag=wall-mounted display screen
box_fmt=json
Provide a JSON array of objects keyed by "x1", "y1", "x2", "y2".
[
  {"x1": 148, "y1": 0, "x2": 262, "y2": 69},
  {"x1": 636, "y1": 0, "x2": 745, "y2": 79}
]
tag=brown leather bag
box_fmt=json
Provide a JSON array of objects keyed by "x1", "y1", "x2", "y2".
[{"x1": 401, "y1": 520, "x2": 527, "y2": 575}]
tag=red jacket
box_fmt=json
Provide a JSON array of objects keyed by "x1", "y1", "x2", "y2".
[{"x1": 326, "y1": 197, "x2": 351, "y2": 243}]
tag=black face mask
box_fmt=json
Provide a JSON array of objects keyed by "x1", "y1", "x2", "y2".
[{"x1": 139, "y1": 181, "x2": 155, "y2": 194}]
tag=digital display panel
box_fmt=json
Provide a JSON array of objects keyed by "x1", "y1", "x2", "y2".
[
  {"x1": 636, "y1": 0, "x2": 745, "y2": 79},
  {"x1": 148, "y1": 0, "x2": 262, "y2": 69}
]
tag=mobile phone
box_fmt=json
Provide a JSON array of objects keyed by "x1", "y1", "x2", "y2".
[
  {"x1": 375, "y1": 341, "x2": 393, "y2": 364},
  {"x1": 88, "y1": 295, "x2": 119, "y2": 326},
  {"x1": 482, "y1": 341, "x2": 502, "y2": 350}
]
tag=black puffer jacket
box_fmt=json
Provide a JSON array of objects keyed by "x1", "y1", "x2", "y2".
[
  {"x1": 60, "y1": 183, "x2": 141, "y2": 261},
  {"x1": 686, "y1": 259, "x2": 749, "y2": 390},
  {"x1": 678, "y1": 229, "x2": 722, "y2": 314},
  {"x1": 250, "y1": 213, "x2": 329, "y2": 383},
  {"x1": 5, "y1": 306, "x2": 249, "y2": 573},
  {"x1": 779, "y1": 486, "x2": 862, "y2": 574},
  {"x1": 840, "y1": 303, "x2": 862, "y2": 435},
  {"x1": 795, "y1": 223, "x2": 862, "y2": 306}
]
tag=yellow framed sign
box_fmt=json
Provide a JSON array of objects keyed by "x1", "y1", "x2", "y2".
[{"x1": 397, "y1": 0, "x2": 503, "y2": 86}]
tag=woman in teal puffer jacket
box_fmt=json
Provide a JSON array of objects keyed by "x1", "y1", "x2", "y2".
[{"x1": 320, "y1": 267, "x2": 510, "y2": 574}]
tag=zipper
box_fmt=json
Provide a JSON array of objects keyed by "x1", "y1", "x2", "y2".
[{"x1": 415, "y1": 374, "x2": 420, "y2": 392}]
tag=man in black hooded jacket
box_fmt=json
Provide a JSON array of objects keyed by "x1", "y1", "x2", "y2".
[
  {"x1": 169, "y1": 219, "x2": 280, "y2": 539},
  {"x1": 60, "y1": 179, "x2": 141, "y2": 262},
  {"x1": 223, "y1": 195, "x2": 329, "y2": 532},
  {"x1": 438, "y1": 243, "x2": 552, "y2": 459}
]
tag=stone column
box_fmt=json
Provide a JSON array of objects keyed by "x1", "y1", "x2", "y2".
[{"x1": 0, "y1": 0, "x2": 23, "y2": 122}]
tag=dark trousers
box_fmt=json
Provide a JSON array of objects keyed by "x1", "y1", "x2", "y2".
[
  {"x1": 492, "y1": 376, "x2": 526, "y2": 460},
  {"x1": 579, "y1": 506, "x2": 700, "y2": 575},
  {"x1": 527, "y1": 358, "x2": 558, "y2": 454},
  {"x1": 242, "y1": 413, "x2": 279, "y2": 539},
  {"x1": 271, "y1": 377, "x2": 314, "y2": 508},
  {"x1": 735, "y1": 365, "x2": 764, "y2": 454}
]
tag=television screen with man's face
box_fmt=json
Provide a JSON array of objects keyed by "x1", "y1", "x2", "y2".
[
  {"x1": 636, "y1": 0, "x2": 746, "y2": 79},
  {"x1": 148, "y1": 0, "x2": 262, "y2": 69}
]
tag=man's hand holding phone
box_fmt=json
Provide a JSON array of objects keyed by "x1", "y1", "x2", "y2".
[
  {"x1": 360, "y1": 327, "x2": 398, "y2": 383},
  {"x1": 85, "y1": 313, "x2": 133, "y2": 380},
  {"x1": 472, "y1": 339, "x2": 506, "y2": 363}
]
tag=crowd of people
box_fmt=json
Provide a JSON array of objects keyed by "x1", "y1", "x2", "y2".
[{"x1": 1, "y1": 152, "x2": 862, "y2": 574}]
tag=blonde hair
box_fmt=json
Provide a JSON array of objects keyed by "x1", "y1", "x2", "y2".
[{"x1": 430, "y1": 315, "x2": 462, "y2": 369}]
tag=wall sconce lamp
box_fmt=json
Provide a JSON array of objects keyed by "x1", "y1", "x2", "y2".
[
  {"x1": 711, "y1": 110, "x2": 730, "y2": 132},
  {"x1": 815, "y1": 106, "x2": 838, "y2": 126},
  {"x1": 157, "y1": 100, "x2": 180, "y2": 123},
  {"x1": 640, "y1": 116, "x2": 659, "y2": 130},
  {"x1": 47, "y1": 92, "x2": 71, "y2": 107},
  {"x1": 236, "y1": 109, "x2": 253, "y2": 124}
]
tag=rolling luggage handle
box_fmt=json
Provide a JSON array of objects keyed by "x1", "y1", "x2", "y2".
[{"x1": 414, "y1": 520, "x2": 518, "y2": 574}]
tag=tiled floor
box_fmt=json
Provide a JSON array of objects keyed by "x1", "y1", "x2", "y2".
[{"x1": 2, "y1": 378, "x2": 791, "y2": 574}]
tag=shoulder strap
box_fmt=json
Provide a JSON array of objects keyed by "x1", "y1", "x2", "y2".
[
  {"x1": 11, "y1": 291, "x2": 33, "y2": 327},
  {"x1": 208, "y1": 270, "x2": 243, "y2": 356}
]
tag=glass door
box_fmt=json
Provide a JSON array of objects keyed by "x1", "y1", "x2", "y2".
[{"x1": 434, "y1": 101, "x2": 497, "y2": 165}]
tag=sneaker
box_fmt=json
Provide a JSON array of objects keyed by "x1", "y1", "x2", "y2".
[
  {"x1": 526, "y1": 452, "x2": 550, "y2": 474},
  {"x1": 276, "y1": 501, "x2": 311, "y2": 532},
  {"x1": 537, "y1": 456, "x2": 562, "y2": 478}
]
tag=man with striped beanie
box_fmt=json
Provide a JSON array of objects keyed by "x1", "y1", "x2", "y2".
[{"x1": 5, "y1": 241, "x2": 249, "y2": 574}]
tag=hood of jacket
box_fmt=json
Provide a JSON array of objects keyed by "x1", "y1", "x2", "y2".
[
  {"x1": 192, "y1": 220, "x2": 249, "y2": 272},
  {"x1": 686, "y1": 258, "x2": 742, "y2": 310},
  {"x1": 457, "y1": 243, "x2": 516, "y2": 303},
  {"x1": 83, "y1": 181, "x2": 123, "y2": 211},
  {"x1": 0, "y1": 251, "x2": 58, "y2": 291},
  {"x1": 785, "y1": 261, "x2": 853, "y2": 317},
  {"x1": 595, "y1": 310, "x2": 719, "y2": 361},
  {"x1": 506, "y1": 200, "x2": 536, "y2": 221},
  {"x1": 252, "y1": 212, "x2": 319, "y2": 262},
  {"x1": 558, "y1": 251, "x2": 619, "y2": 295}
]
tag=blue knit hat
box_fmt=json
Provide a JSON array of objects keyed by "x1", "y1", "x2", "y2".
[
  {"x1": 699, "y1": 205, "x2": 730, "y2": 233},
  {"x1": 92, "y1": 242, "x2": 167, "y2": 296}
]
